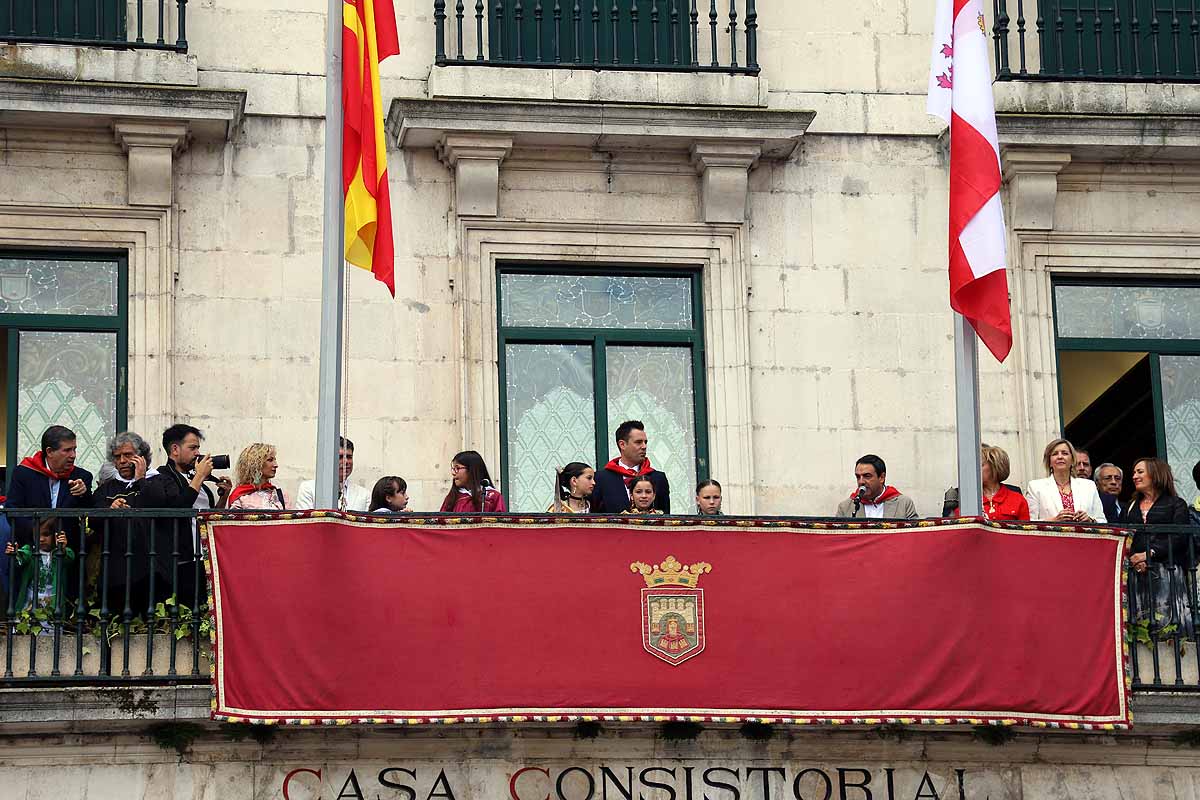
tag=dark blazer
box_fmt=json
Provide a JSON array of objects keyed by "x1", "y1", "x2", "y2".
[
  {"x1": 1119, "y1": 494, "x2": 1194, "y2": 567},
  {"x1": 592, "y1": 467, "x2": 671, "y2": 514},
  {"x1": 1100, "y1": 492, "x2": 1121, "y2": 524},
  {"x1": 137, "y1": 461, "x2": 213, "y2": 510},
  {"x1": 6, "y1": 463, "x2": 94, "y2": 545}
]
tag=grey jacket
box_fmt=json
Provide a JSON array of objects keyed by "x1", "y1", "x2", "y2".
[{"x1": 834, "y1": 493, "x2": 919, "y2": 519}]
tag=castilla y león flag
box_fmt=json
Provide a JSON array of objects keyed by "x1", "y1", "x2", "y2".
[
  {"x1": 343, "y1": 0, "x2": 398, "y2": 295},
  {"x1": 928, "y1": 0, "x2": 1012, "y2": 362}
]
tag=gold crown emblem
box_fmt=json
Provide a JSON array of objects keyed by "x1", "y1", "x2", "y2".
[{"x1": 630, "y1": 555, "x2": 712, "y2": 588}]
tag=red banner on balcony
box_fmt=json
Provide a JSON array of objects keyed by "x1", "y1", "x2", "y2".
[{"x1": 201, "y1": 514, "x2": 1131, "y2": 729}]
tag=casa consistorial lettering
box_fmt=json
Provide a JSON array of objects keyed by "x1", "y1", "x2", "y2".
[{"x1": 280, "y1": 764, "x2": 973, "y2": 800}]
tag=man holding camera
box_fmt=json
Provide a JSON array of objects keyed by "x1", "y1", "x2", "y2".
[{"x1": 138, "y1": 424, "x2": 231, "y2": 512}]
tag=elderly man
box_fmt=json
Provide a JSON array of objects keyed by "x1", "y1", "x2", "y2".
[
  {"x1": 7, "y1": 425, "x2": 93, "y2": 541},
  {"x1": 1094, "y1": 463, "x2": 1123, "y2": 524},
  {"x1": 95, "y1": 431, "x2": 158, "y2": 509}
]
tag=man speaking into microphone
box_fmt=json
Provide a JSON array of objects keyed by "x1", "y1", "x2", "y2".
[{"x1": 834, "y1": 454, "x2": 919, "y2": 519}]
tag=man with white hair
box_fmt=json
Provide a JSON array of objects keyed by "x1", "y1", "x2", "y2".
[
  {"x1": 1094, "y1": 463, "x2": 1123, "y2": 524},
  {"x1": 95, "y1": 431, "x2": 158, "y2": 509}
]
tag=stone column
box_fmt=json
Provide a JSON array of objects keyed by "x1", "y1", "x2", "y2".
[
  {"x1": 690, "y1": 141, "x2": 762, "y2": 225},
  {"x1": 113, "y1": 121, "x2": 190, "y2": 207},
  {"x1": 1001, "y1": 149, "x2": 1072, "y2": 231},
  {"x1": 437, "y1": 133, "x2": 514, "y2": 217}
]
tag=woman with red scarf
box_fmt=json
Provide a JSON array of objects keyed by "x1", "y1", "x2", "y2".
[{"x1": 227, "y1": 443, "x2": 286, "y2": 511}]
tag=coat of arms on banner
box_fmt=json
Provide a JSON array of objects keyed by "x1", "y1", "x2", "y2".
[{"x1": 629, "y1": 555, "x2": 712, "y2": 666}]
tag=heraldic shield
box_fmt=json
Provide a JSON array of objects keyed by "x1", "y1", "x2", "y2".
[{"x1": 630, "y1": 556, "x2": 711, "y2": 666}]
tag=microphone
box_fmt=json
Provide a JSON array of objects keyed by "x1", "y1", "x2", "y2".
[
  {"x1": 942, "y1": 487, "x2": 960, "y2": 517},
  {"x1": 852, "y1": 485, "x2": 867, "y2": 510}
]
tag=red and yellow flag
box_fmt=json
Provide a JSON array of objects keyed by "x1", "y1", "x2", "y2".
[{"x1": 342, "y1": 0, "x2": 398, "y2": 295}]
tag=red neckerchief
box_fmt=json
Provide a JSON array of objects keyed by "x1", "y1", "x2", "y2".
[
  {"x1": 20, "y1": 452, "x2": 73, "y2": 481},
  {"x1": 849, "y1": 485, "x2": 902, "y2": 505},
  {"x1": 604, "y1": 457, "x2": 654, "y2": 488},
  {"x1": 227, "y1": 483, "x2": 277, "y2": 507}
]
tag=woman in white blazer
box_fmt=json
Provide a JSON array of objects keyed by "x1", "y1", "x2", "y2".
[{"x1": 1024, "y1": 438, "x2": 1107, "y2": 523}]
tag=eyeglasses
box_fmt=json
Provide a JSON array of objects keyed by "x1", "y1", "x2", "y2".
[{"x1": 451, "y1": 465, "x2": 466, "y2": 472}]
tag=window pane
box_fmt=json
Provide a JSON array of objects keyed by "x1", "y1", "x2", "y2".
[
  {"x1": 505, "y1": 344, "x2": 596, "y2": 513},
  {"x1": 500, "y1": 273, "x2": 693, "y2": 330},
  {"x1": 1161, "y1": 355, "x2": 1200, "y2": 505},
  {"x1": 606, "y1": 346, "x2": 697, "y2": 514},
  {"x1": 1055, "y1": 284, "x2": 1200, "y2": 340},
  {"x1": 17, "y1": 331, "x2": 117, "y2": 478},
  {"x1": 0, "y1": 257, "x2": 119, "y2": 316}
]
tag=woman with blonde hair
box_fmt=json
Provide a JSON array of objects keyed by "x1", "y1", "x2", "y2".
[
  {"x1": 227, "y1": 443, "x2": 286, "y2": 510},
  {"x1": 1023, "y1": 438, "x2": 1105, "y2": 522}
]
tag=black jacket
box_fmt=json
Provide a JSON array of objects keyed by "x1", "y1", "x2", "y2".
[
  {"x1": 6, "y1": 463, "x2": 93, "y2": 545},
  {"x1": 1119, "y1": 494, "x2": 1194, "y2": 567},
  {"x1": 137, "y1": 461, "x2": 213, "y2": 510},
  {"x1": 1100, "y1": 492, "x2": 1121, "y2": 524},
  {"x1": 592, "y1": 466, "x2": 671, "y2": 515}
]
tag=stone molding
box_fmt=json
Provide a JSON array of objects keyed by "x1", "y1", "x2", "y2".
[
  {"x1": 1004, "y1": 230, "x2": 1200, "y2": 481},
  {"x1": 388, "y1": 98, "x2": 814, "y2": 159},
  {"x1": 113, "y1": 121, "x2": 189, "y2": 207},
  {"x1": 1001, "y1": 149, "x2": 1072, "y2": 231},
  {"x1": 454, "y1": 219, "x2": 757, "y2": 514},
  {"x1": 0, "y1": 204, "x2": 176, "y2": 441},
  {"x1": 436, "y1": 133, "x2": 514, "y2": 217},
  {"x1": 0, "y1": 44, "x2": 199, "y2": 87},
  {"x1": 691, "y1": 140, "x2": 761, "y2": 224},
  {"x1": 997, "y1": 112, "x2": 1200, "y2": 161},
  {"x1": 0, "y1": 78, "x2": 245, "y2": 141}
]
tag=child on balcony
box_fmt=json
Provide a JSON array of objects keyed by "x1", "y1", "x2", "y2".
[
  {"x1": 622, "y1": 476, "x2": 663, "y2": 516},
  {"x1": 4, "y1": 516, "x2": 76, "y2": 614}
]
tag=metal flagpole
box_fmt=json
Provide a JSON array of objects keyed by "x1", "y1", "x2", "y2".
[
  {"x1": 315, "y1": 0, "x2": 345, "y2": 510},
  {"x1": 954, "y1": 313, "x2": 983, "y2": 515}
]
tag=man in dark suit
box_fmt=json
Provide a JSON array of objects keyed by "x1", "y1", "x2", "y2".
[
  {"x1": 592, "y1": 420, "x2": 671, "y2": 514},
  {"x1": 7, "y1": 425, "x2": 94, "y2": 545}
]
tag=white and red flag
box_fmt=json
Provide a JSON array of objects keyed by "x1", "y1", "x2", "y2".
[{"x1": 928, "y1": 0, "x2": 1012, "y2": 362}]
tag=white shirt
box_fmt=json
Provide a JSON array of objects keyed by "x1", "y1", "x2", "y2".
[
  {"x1": 294, "y1": 479, "x2": 370, "y2": 512},
  {"x1": 864, "y1": 503, "x2": 885, "y2": 519},
  {"x1": 48, "y1": 479, "x2": 61, "y2": 507}
]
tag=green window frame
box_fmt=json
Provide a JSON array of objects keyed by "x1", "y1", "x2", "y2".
[
  {"x1": 1051, "y1": 276, "x2": 1200, "y2": 497},
  {"x1": 497, "y1": 263, "x2": 710, "y2": 512},
  {"x1": 0, "y1": 248, "x2": 129, "y2": 488}
]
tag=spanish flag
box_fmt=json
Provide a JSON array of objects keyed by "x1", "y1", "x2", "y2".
[{"x1": 342, "y1": 0, "x2": 398, "y2": 295}]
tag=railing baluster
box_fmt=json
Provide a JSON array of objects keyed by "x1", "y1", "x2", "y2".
[
  {"x1": 456, "y1": 0, "x2": 466, "y2": 61},
  {"x1": 689, "y1": 0, "x2": 699, "y2": 66},
  {"x1": 572, "y1": 0, "x2": 581, "y2": 62},
  {"x1": 1151, "y1": 0, "x2": 1163, "y2": 74},
  {"x1": 1093, "y1": 0, "x2": 1103, "y2": 75},
  {"x1": 120, "y1": 520, "x2": 133, "y2": 677},
  {"x1": 1016, "y1": 0, "x2": 1028, "y2": 73},
  {"x1": 157, "y1": 0, "x2": 166, "y2": 44},
  {"x1": 1169, "y1": 535, "x2": 1184, "y2": 686},
  {"x1": 73, "y1": 0, "x2": 80, "y2": 37},
  {"x1": 9, "y1": 0, "x2": 16, "y2": 36},
  {"x1": 611, "y1": 0, "x2": 619, "y2": 63},
  {"x1": 727, "y1": 0, "x2": 738, "y2": 68},
  {"x1": 1113, "y1": 0, "x2": 1124, "y2": 75},
  {"x1": 515, "y1": 0, "x2": 524, "y2": 61},
  {"x1": 1035, "y1": 0, "x2": 1046, "y2": 73},
  {"x1": 175, "y1": 0, "x2": 187, "y2": 50},
  {"x1": 99, "y1": 521, "x2": 112, "y2": 676},
  {"x1": 650, "y1": 0, "x2": 659, "y2": 63},
  {"x1": 1172, "y1": 0, "x2": 1182, "y2": 75},
  {"x1": 1131, "y1": 0, "x2": 1143, "y2": 75},
  {"x1": 96, "y1": 0, "x2": 102, "y2": 40},
  {"x1": 52, "y1": 0, "x2": 60, "y2": 37},
  {"x1": 136, "y1": 0, "x2": 144, "y2": 42},
  {"x1": 631, "y1": 0, "x2": 639, "y2": 62},
  {"x1": 591, "y1": 0, "x2": 599, "y2": 63},
  {"x1": 1129, "y1": 566, "x2": 1142, "y2": 686},
  {"x1": 31, "y1": 0, "x2": 37, "y2": 35},
  {"x1": 1053, "y1": 0, "x2": 1065, "y2": 73},
  {"x1": 744, "y1": 0, "x2": 756, "y2": 70},
  {"x1": 26, "y1": 514, "x2": 41, "y2": 678},
  {"x1": 435, "y1": 0, "x2": 448, "y2": 62},
  {"x1": 49, "y1": 527, "x2": 66, "y2": 677},
  {"x1": 144, "y1": 518, "x2": 157, "y2": 676},
  {"x1": 168, "y1": 521, "x2": 180, "y2": 677},
  {"x1": 73, "y1": 518, "x2": 87, "y2": 676},
  {"x1": 478, "y1": 0, "x2": 486, "y2": 60},
  {"x1": 670, "y1": 0, "x2": 679, "y2": 65},
  {"x1": 1188, "y1": 532, "x2": 1199, "y2": 686},
  {"x1": 995, "y1": 0, "x2": 1012, "y2": 76},
  {"x1": 4, "y1": 513, "x2": 16, "y2": 679},
  {"x1": 551, "y1": 0, "x2": 561, "y2": 61},
  {"x1": 190, "y1": 525, "x2": 202, "y2": 677},
  {"x1": 534, "y1": 0, "x2": 543, "y2": 61},
  {"x1": 1191, "y1": 0, "x2": 1199, "y2": 78},
  {"x1": 1074, "y1": 0, "x2": 1085, "y2": 74},
  {"x1": 708, "y1": 0, "x2": 718, "y2": 66},
  {"x1": 494, "y1": 0, "x2": 505, "y2": 59}
]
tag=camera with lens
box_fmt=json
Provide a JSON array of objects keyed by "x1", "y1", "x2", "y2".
[{"x1": 206, "y1": 454, "x2": 231, "y2": 470}]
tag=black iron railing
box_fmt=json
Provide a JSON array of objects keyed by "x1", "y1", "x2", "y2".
[
  {"x1": 433, "y1": 0, "x2": 758, "y2": 74},
  {"x1": 1126, "y1": 524, "x2": 1200, "y2": 690},
  {"x1": 1, "y1": 0, "x2": 188, "y2": 52},
  {"x1": 993, "y1": 0, "x2": 1200, "y2": 81},
  {"x1": 2, "y1": 508, "x2": 205, "y2": 685}
]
